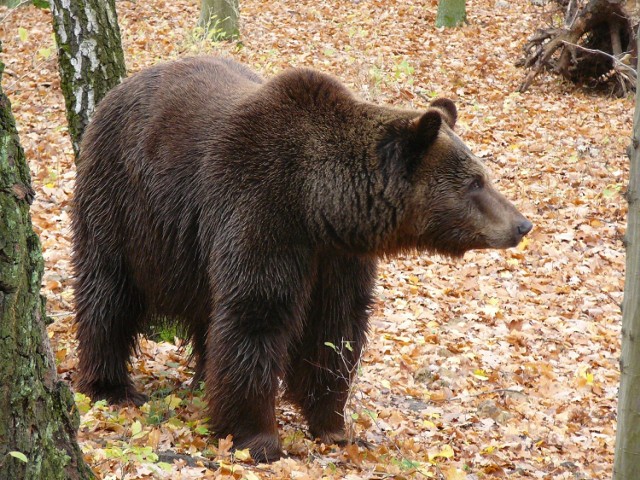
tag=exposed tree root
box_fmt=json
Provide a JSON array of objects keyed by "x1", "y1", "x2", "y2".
[{"x1": 518, "y1": 0, "x2": 637, "y2": 96}]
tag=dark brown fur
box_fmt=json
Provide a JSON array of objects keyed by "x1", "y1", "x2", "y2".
[{"x1": 72, "y1": 56, "x2": 531, "y2": 462}]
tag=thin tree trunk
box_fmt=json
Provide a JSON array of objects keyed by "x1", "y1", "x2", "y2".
[
  {"x1": 613, "y1": 28, "x2": 640, "y2": 480},
  {"x1": 199, "y1": 0, "x2": 240, "y2": 40},
  {"x1": 0, "y1": 44, "x2": 93, "y2": 480},
  {"x1": 51, "y1": 0, "x2": 126, "y2": 159},
  {"x1": 436, "y1": 0, "x2": 466, "y2": 28}
]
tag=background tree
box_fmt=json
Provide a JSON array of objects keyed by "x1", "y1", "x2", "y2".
[
  {"x1": 613, "y1": 25, "x2": 640, "y2": 480},
  {"x1": 436, "y1": 0, "x2": 466, "y2": 28},
  {"x1": 0, "y1": 42, "x2": 93, "y2": 480},
  {"x1": 199, "y1": 0, "x2": 239, "y2": 39},
  {"x1": 51, "y1": 0, "x2": 126, "y2": 159}
]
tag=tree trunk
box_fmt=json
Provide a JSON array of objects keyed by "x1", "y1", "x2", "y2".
[
  {"x1": 436, "y1": 0, "x2": 466, "y2": 28},
  {"x1": 199, "y1": 0, "x2": 240, "y2": 40},
  {"x1": 51, "y1": 0, "x2": 126, "y2": 159},
  {"x1": 613, "y1": 27, "x2": 640, "y2": 480},
  {"x1": 0, "y1": 44, "x2": 94, "y2": 480}
]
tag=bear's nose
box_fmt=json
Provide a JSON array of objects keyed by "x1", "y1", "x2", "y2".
[{"x1": 517, "y1": 220, "x2": 533, "y2": 236}]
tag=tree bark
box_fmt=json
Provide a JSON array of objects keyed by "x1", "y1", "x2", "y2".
[
  {"x1": 0, "y1": 43, "x2": 93, "y2": 480},
  {"x1": 613, "y1": 27, "x2": 640, "y2": 480},
  {"x1": 436, "y1": 0, "x2": 466, "y2": 28},
  {"x1": 51, "y1": 0, "x2": 126, "y2": 159},
  {"x1": 199, "y1": 0, "x2": 240, "y2": 40}
]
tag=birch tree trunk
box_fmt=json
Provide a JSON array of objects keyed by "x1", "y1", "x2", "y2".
[
  {"x1": 613, "y1": 28, "x2": 640, "y2": 480},
  {"x1": 51, "y1": 0, "x2": 126, "y2": 159},
  {"x1": 199, "y1": 0, "x2": 240, "y2": 40},
  {"x1": 0, "y1": 44, "x2": 93, "y2": 480},
  {"x1": 436, "y1": 0, "x2": 466, "y2": 28}
]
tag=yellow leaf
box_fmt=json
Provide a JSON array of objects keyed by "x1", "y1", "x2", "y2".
[
  {"x1": 481, "y1": 445, "x2": 496, "y2": 455},
  {"x1": 130, "y1": 420, "x2": 144, "y2": 439},
  {"x1": 422, "y1": 420, "x2": 436, "y2": 429},
  {"x1": 430, "y1": 444, "x2": 454, "y2": 460},
  {"x1": 517, "y1": 236, "x2": 530, "y2": 251},
  {"x1": 577, "y1": 366, "x2": 595, "y2": 386},
  {"x1": 164, "y1": 394, "x2": 182, "y2": 409},
  {"x1": 38, "y1": 47, "x2": 53, "y2": 60},
  {"x1": 219, "y1": 461, "x2": 239, "y2": 475},
  {"x1": 234, "y1": 448, "x2": 252, "y2": 461},
  {"x1": 473, "y1": 369, "x2": 489, "y2": 381}
]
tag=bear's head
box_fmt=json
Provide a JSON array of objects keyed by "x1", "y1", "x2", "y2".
[{"x1": 379, "y1": 98, "x2": 532, "y2": 258}]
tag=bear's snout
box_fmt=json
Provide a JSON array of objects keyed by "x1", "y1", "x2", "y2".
[{"x1": 517, "y1": 219, "x2": 533, "y2": 237}]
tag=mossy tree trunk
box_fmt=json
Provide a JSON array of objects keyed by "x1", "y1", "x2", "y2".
[
  {"x1": 613, "y1": 27, "x2": 640, "y2": 480},
  {"x1": 0, "y1": 44, "x2": 93, "y2": 480},
  {"x1": 51, "y1": 0, "x2": 126, "y2": 159},
  {"x1": 199, "y1": 0, "x2": 240, "y2": 40},
  {"x1": 436, "y1": 0, "x2": 466, "y2": 28}
]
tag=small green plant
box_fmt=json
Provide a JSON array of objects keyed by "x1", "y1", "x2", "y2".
[
  {"x1": 104, "y1": 444, "x2": 171, "y2": 471},
  {"x1": 368, "y1": 65, "x2": 383, "y2": 90},
  {"x1": 149, "y1": 324, "x2": 180, "y2": 344},
  {"x1": 393, "y1": 58, "x2": 415, "y2": 85},
  {"x1": 143, "y1": 394, "x2": 179, "y2": 425},
  {"x1": 603, "y1": 183, "x2": 623, "y2": 198},
  {"x1": 194, "y1": 14, "x2": 236, "y2": 43},
  {"x1": 323, "y1": 341, "x2": 431, "y2": 473},
  {"x1": 392, "y1": 457, "x2": 422, "y2": 471}
]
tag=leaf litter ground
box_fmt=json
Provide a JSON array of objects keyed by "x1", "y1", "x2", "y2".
[{"x1": 0, "y1": 0, "x2": 630, "y2": 478}]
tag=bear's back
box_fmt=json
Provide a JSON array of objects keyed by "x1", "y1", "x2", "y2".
[
  {"x1": 78, "y1": 56, "x2": 264, "y2": 195},
  {"x1": 75, "y1": 57, "x2": 265, "y2": 315}
]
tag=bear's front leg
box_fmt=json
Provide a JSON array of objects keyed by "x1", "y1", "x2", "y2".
[
  {"x1": 204, "y1": 292, "x2": 305, "y2": 463},
  {"x1": 284, "y1": 255, "x2": 377, "y2": 444}
]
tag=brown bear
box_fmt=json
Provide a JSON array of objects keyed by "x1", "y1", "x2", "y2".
[{"x1": 72, "y1": 56, "x2": 532, "y2": 462}]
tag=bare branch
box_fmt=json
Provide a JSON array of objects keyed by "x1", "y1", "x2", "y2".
[{"x1": 560, "y1": 40, "x2": 637, "y2": 75}]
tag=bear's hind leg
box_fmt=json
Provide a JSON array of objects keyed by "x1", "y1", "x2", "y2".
[
  {"x1": 284, "y1": 255, "x2": 377, "y2": 444},
  {"x1": 74, "y1": 252, "x2": 148, "y2": 406}
]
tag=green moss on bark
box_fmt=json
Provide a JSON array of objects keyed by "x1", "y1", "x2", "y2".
[
  {"x1": 436, "y1": 0, "x2": 466, "y2": 28},
  {"x1": 0, "y1": 43, "x2": 94, "y2": 480}
]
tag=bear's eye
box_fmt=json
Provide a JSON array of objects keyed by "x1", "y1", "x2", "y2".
[{"x1": 469, "y1": 177, "x2": 484, "y2": 191}]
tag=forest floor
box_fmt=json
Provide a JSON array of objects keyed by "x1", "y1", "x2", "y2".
[{"x1": 0, "y1": 0, "x2": 631, "y2": 478}]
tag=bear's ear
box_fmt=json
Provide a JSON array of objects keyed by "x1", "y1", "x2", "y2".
[
  {"x1": 429, "y1": 98, "x2": 457, "y2": 128},
  {"x1": 410, "y1": 109, "x2": 443, "y2": 151},
  {"x1": 377, "y1": 110, "x2": 443, "y2": 177}
]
